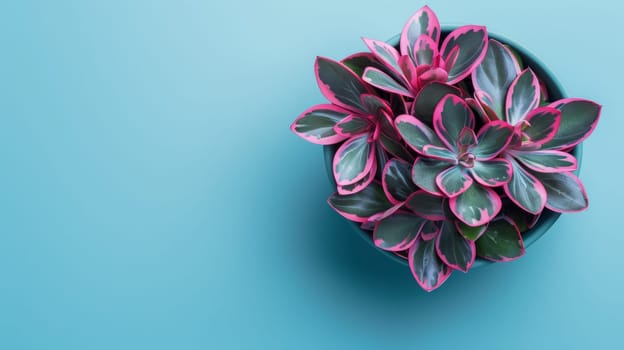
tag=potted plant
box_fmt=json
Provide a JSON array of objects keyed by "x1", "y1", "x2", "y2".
[{"x1": 290, "y1": 6, "x2": 601, "y2": 291}]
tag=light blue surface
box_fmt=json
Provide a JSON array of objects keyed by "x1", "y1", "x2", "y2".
[{"x1": 0, "y1": 1, "x2": 622, "y2": 349}]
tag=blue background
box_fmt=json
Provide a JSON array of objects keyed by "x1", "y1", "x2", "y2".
[{"x1": 1, "y1": 1, "x2": 622, "y2": 349}]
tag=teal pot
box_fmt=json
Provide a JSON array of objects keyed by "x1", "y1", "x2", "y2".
[{"x1": 323, "y1": 27, "x2": 582, "y2": 268}]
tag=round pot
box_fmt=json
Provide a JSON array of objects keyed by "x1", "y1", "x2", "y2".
[{"x1": 323, "y1": 27, "x2": 582, "y2": 268}]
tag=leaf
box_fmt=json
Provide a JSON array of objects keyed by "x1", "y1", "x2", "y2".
[
  {"x1": 363, "y1": 67, "x2": 412, "y2": 97},
  {"x1": 337, "y1": 156, "x2": 376, "y2": 195},
  {"x1": 395, "y1": 114, "x2": 443, "y2": 153},
  {"x1": 360, "y1": 93, "x2": 391, "y2": 117},
  {"x1": 466, "y1": 96, "x2": 497, "y2": 123},
  {"x1": 422, "y1": 145, "x2": 456, "y2": 161},
  {"x1": 470, "y1": 159, "x2": 512, "y2": 187},
  {"x1": 471, "y1": 120, "x2": 514, "y2": 160},
  {"x1": 341, "y1": 52, "x2": 391, "y2": 78},
  {"x1": 379, "y1": 133, "x2": 414, "y2": 162},
  {"x1": 382, "y1": 158, "x2": 418, "y2": 204},
  {"x1": 405, "y1": 190, "x2": 446, "y2": 220},
  {"x1": 455, "y1": 221, "x2": 487, "y2": 241},
  {"x1": 328, "y1": 182, "x2": 394, "y2": 223},
  {"x1": 472, "y1": 39, "x2": 521, "y2": 119},
  {"x1": 511, "y1": 150, "x2": 578, "y2": 173},
  {"x1": 440, "y1": 25, "x2": 488, "y2": 84},
  {"x1": 520, "y1": 107, "x2": 561, "y2": 147},
  {"x1": 333, "y1": 134, "x2": 375, "y2": 186},
  {"x1": 476, "y1": 216, "x2": 525, "y2": 261},
  {"x1": 501, "y1": 198, "x2": 539, "y2": 232},
  {"x1": 542, "y1": 98, "x2": 602, "y2": 150},
  {"x1": 436, "y1": 221, "x2": 476, "y2": 272},
  {"x1": 291, "y1": 104, "x2": 350, "y2": 145},
  {"x1": 503, "y1": 157, "x2": 547, "y2": 214},
  {"x1": 532, "y1": 171, "x2": 588, "y2": 213},
  {"x1": 457, "y1": 127, "x2": 477, "y2": 152},
  {"x1": 412, "y1": 82, "x2": 461, "y2": 125},
  {"x1": 315, "y1": 56, "x2": 372, "y2": 113},
  {"x1": 413, "y1": 34, "x2": 438, "y2": 66},
  {"x1": 433, "y1": 94, "x2": 476, "y2": 152},
  {"x1": 408, "y1": 236, "x2": 452, "y2": 292},
  {"x1": 400, "y1": 5, "x2": 441, "y2": 58},
  {"x1": 450, "y1": 183, "x2": 502, "y2": 227},
  {"x1": 373, "y1": 213, "x2": 425, "y2": 251},
  {"x1": 334, "y1": 115, "x2": 372, "y2": 136},
  {"x1": 362, "y1": 38, "x2": 404, "y2": 78},
  {"x1": 505, "y1": 68, "x2": 540, "y2": 125},
  {"x1": 412, "y1": 157, "x2": 449, "y2": 196},
  {"x1": 436, "y1": 165, "x2": 473, "y2": 197}
]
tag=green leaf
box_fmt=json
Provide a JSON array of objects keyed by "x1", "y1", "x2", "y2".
[
  {"x1": 382, "y1": 159, "x2": 418, "y2": 203},
  {"x1": 409, "y1": 237, "x2": 452, "y2": 292},
  {"x1": 503, "y1": 157, "x2": 547, "y2": 214},
  {"x1": 291, "y1": 104, "x2": 350, "y2": 145},
  {"x1": 315, "y1": 57, "x2": 371, "y2": 113},
  {"x1": 450, "y1": 183, "x2": 502, "y2": 227},
  {"x1": 440, "y1": 25, "x2": 488, "y2": 84},
  {"x1": 437, "y1": 165, "x2": 473, "y2": 197},
  {"x1": 335, "y1": 116, "x2": 372, "y2": 136},
  {"x1": 472, "y1": 39, "x2": 520, "y2": 119},
  {"x1": 333, "y1": 134, "x2": 374, "y2": 185},
  {"x1": 412, "y1": 82, "x2": 461, "y2": 125},
  {"x1": 328, "y1": 182, "x2": 394, "y2": 223},
  {"x1": 470, "y1": 159, "x2": 512, "y2": 187},
  {"x1": 505, "y1": 68, "x2": 540, "y2": 125},
  {"x1": 471, "y1": 121, "x2": 514, "y2": 160},
  {"x1": 362, "y1": 67, "x2": 412, "y2": 97},
  {"x1": 412, "y1": 157, "x2": 450, "y2": 196},
  {"x1": 512, "y1": 150, "x2": 577, "y2": 173},
  {"x1": 405, "y1": 190, "x2": 446, "y2": 220},
  {"x1": 456, "y1": 221, "x2": 487, "y2": 241},
  {"x1": 373, "y1": 213, "x2": 426, "y2": 251},
  {"x1": 433, "y1": 95, "x2": 475, "y2": 153},
  {"x1": 476, "y1": 217, "x2": 524, "y2": 261},
  {"x1": 532, "y1": 171, "x2": 588, "y2": 213},
  {"x1": 542, "y1": 98, "x2": 602, "y2": 150},
  {"x1": 436, "y1": 221, "x2": 476, "y2": 272},
  {"x1": 395, "y1": 114, "x2": 443, "y2": 154}
]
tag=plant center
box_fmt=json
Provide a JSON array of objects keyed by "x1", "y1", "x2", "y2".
[{"x1": 458, "y1": 152, "x2": 476, "y2": 168}]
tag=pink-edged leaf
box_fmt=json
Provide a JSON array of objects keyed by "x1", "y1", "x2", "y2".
[
  {"x1": 436, "y1": 221, "x2": 476, "y2": 272},
  {"x1": 362, "y1": 67, "x2": 412, "y2": 97},
  {"x1": 412, "y1": 82, "x2": 462, "y2": 125},
  {"x1": 291, "y1": 104, "x2": 351, "y2": 145},
  {"x1": 398, "y1": 55, "x2": 419, "y2": 89},
  {"x1": 382, "y1": 158, "x2": 418, "y2": 204},
  {"x1": 337, "y1": 156, "x2": 377, "y2": 195},
  {"x1": 373, "y1": 213, "x2": 426, "y2": 251},
  {"x1": 394, "y1": 114, "x2": 444, "y2": 154},
  {"x1": 457, "y1": 127, "x2": 477, "y2": 152},
  {"x1": 362, "y1": 38, "x2": 407, "y2": 80},
  {"x1": 334, "y1": 115, "x2": 373, "y2": 137},
  {"x1": 505, "y1": 68, "x2": 540, "y2": 125},
  {"x1": 433, "y1": 94, "x2": 476, "y2": 153},
  {"x1": 520, "y1": 107, "x2": 561, "y2": 147},
  {"x1": 532, "y1": 171, "x2": 589, "y2": 213},
  {"x1": 501, "y1": 198, "x2": 540, "y2": 232},
  {"x1": 400, "y1": 5, "x2": 441, "y2": 57},
  {"x1": 409, "y1": 236, "x2": 452, "y2": 292},
  {"x1": 511, "y1": 150, "x2": 578, "y2": 173},
  {"x1": 466, "y1": 97, "x2": 496, "y2": 124},
  {"x1": 450, "y1": 183, "x2": 502, "y2": 227},
  {"x1": 360, "y1": 93, "x2": 392, "y2": 117},
  {"x1": 333, "y1": 134, "x2": 375, "y2": 186},
  {"x1": 436, "y1": 165, "x2": 473, "y2": 198},
  {"x1": 474, "y1": 90, "x2": 503, "y2": 121},
  {"x1": 455, "y1": 220, "x2": 487, "y2": 241},
  {"x1": 315, "y1": 56, "x2": 372, "y2": 113},
  {"x1": 542, "y1": 98, "x2": 602, "y2": 150},
  {"x1": 379, "y1": 133, "x2": 414, "y2": 162},
  {"x1": 470, "y1": 158, "x2": 512, "y2": 187},
  {"x1": 440, "y1": 25, "x2": 488, "y2": 84},
  {"x1": 367, "y1": 202, "x2": 405, "y2": 222},
  {"x1": 413, "y1": 34, "x2": 438, "y2": 66},
  {"x1": 412, "y1": 157, "x2": 449, "y2": 196},
  {"x1": 327, "y1": 182, "x2": 394, "y2": 223},
  {"x1": 341, "y1": 52, "x2": 387, "y2": 78},
  {"x1": 503, "y1": 157, "x2": 547, "y2": 214},
  {"x1": 471, "y1": 120, "x2": 514, "y2": 160},
  {"x1": 405, "y1": 190, "x2": 446, "y2": 221},
  {"x1": 422, "y1": 145, "x2": 456, "y2": 161},
  {"x1": 418, "y1": 67, "x2": 448, "y2": 86},
  {"x1": 421, "y1": 221, "x2": 440, "y2": 241},
  {"x1": 476, "y1": 216, "x2": 525, "y2": 262},
  {"x1": 472, "y1": 39, "x2": 521, "y2": 119}
]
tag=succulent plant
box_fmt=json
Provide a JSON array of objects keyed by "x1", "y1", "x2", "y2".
[{"x1": 290, "y1": 5, "x2": 602, "y2": 291}]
